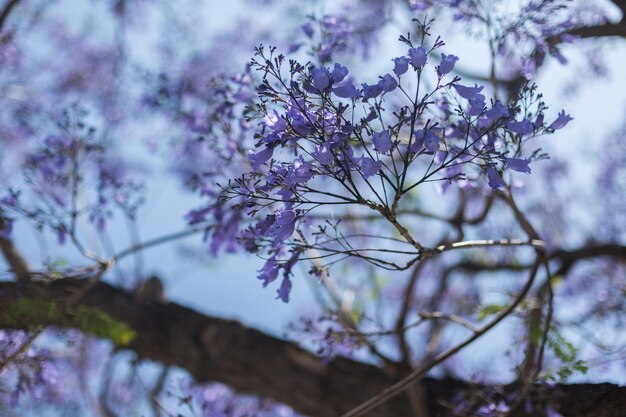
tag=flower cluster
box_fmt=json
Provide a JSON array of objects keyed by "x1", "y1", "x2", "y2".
[
  {"x1": 224, "y1": 22, "x2": 571, "y2": 302},
  {"x1": 0, "y1": 105, "x2": 143, "y2": 243}
]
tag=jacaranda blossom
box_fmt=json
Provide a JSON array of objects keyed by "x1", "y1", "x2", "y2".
[
  {"x1": 372, "y1": 130, "x2": 393, "y2": 153},
  {"x1": 453, "y1": 83, "x2": 484, "y2": 99},
  {"x1": 378, "y1": 74, "x2": 397, "y2": 92},
  {"x1": 549, "y1": 110, "x2": 573, "y2": 130},
  {"x1": 392, "y1": 56, "x2": 410, "y2": 76},
  {"x1": 504, "y1": 157, "x2": 532, "y2": 174},
  {"x1": 487, "y1": 167, "x2": 505, "y2": 189},
  {"x1": 408, "y1": 46, "x2": 427, "y2": 68},
  {"x1": 506, "y1": 119, "x2": 534, "y2": 135},
  {"x1": 357, "y1": 156, "x2": 382, "y2": 178},
  {"x1": 437, "y1": 53, "x2": 459, "y2": 76}
]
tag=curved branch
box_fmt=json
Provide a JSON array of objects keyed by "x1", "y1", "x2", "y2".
[
  {"x1": 0, "y1": 279, "x2": 624, "y2": 416},
  {"x1": 0, "y1": 0, "x2": 22, "y2": 34}
]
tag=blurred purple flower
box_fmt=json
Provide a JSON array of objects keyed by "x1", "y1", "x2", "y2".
[
  {"x1": 487, "y1": 167, "x2": 505, "y2": 189},
  {"x1": 333, "y1": 79, "x2": 361, "y2": 99},
  {"x1": 356, "y1": 157, "x2": 382, "y2": 178},
  {"x1": 378, "y1": 74, "x2": 397, "y2": 92},
  {"x1": 259, "y1": 257, "x2": 280, "y2": 287},
  {"x1": 311, "y1": 67, "x2": 331, "y2": 91},
  {"x1": 361, "y1": 82, "x2": 383, "y2": 101},
  {"x1": 504, "y1": 157, "x2": 532, "y2": 174},
  {"x1": 313, "y1": 143, "x2": 335, "y2": 165},
  {"x1": 372, "y1": 130, "x2": 393, "y2": 154},
  {"x1": 330, "y1": 63, "x2": 349, "y2": 84},
  {"x1": 506, "y1": 119, "x2": 534, "y2": 135},
  {"x1": 549, "y1": 110, "x2": 573, "y2": 130},
  {"x1": 248, "y1": 146, "x2": 274, "y2": 170},
  {"x1": 468, "y1": 94, "x2": 485, "y2": 116},
  {"x1": 484, "y1": 101, "x2": 509, "y2": 121},
  {"x1": 437, "y1": 53, "x2": 459, "y2": 76},
  {"x1": 276, "y1": 276, "x2": 292, "y2": 303},
  {"x1": 453, "y1": 83, "x2": 484, "y2": 99},
  {"x1": 393, "y1": 56, "x2": 410, "y2": 76},
  {"x1": 408, "y1": 46, "x2": 427, "y2": 68},
  {"x1": 271, "y1": 209, "x2": 296, "y2": 242}
]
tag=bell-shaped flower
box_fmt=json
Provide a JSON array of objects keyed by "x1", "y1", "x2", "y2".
[
  {"x1": 271, "y1": 209, "x2": 297, "y2": 242},
  {"x1": 453, "y1": 83, "x2": 484, "y2": 99},
  {"x1": 487, "y1": 167, "x2": 505, "y2": 189},
  {"x1": 372, "y1": 130, "x2": 393, "y2": 154},
  {"x1": 549, "y1": 110, "x2": 573, "y2": 130},
  {"x1": 378, "y1": 74, "x2": 398, "y2": 92},
  {"x1": 333, "y1": 78, "x2": 361, "y2": 98},
  {"x1": 361, "y1": 82, "x2": 383, "y2": 101},
  {"x1": 437, "y1": 53, "x2": 459, "y2": 76},
  {"x1": 408, "y1": 46, "x2": 427, "y2": 68},
  {"x1": 506, "y1": 119, "x2": 534, "y2": 135},
  {"x1": 484, "y1": 101, "x2": 509, "y2": 121},
  {"x1": 357, "y1": 156, "x2": 382, "y2": 178},
  {"x1": 311, "y1": 67, "x2": 331, "y2": 91},
  {"x1": 313, "y1": 143, "x2": 335, "y2": 165},
  {"x1": 330, "y1": 63, "x2": 349, "y2": 84},
  {"x1": 504, "y1": 157, "x2": 532, "y2": 174},
  {"x1": 276, "y1": 276, "x2": 293, "y2": 303},
  {"x1": 258, "y1": 257, "x2": 280, "y2": 287},
  {"x1": 248, "y1": 146, "x2": 274, "y2": 170},
  {"x1": 468, "y1": 94, "x2": 485, "y2": 116},
  {"x1": 393, "y1": 56, "x2": 410, "y2": 76}
]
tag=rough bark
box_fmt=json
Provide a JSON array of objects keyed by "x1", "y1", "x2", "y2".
[{"x1": 0, "y1": 279, "x2": 624, "y2": 417}]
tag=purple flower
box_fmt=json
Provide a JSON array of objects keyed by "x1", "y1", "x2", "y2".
[
  {"x1": 521, "y1": 58, "x2": 536, "y2": 79},
  {"x1": 468, "y1": 94, "x2": 485, "y2": 116},
  {"x1": 437, "y1": 53, "x2": 459, "y2": 76},
  {"x1": 506, "y1": 119, "x2": 534, "y2": 135},
  {"x1": 276, "y1": 276, "x2": 292, "y2": 303},
  {"x1": 372, "y1": 130, "x2": 392, "y2": 153},
  {"x1": 412, "y1": 129, "x2": 439, "y2": 153},
  {"x1": 549, "y1": 110, "x2": 573, "y2": 130},
  {"x1": 313, "y1": 143, "x2": 335, "y2": 165},
  {"x1": 453, "y1": 83, "x2": 484, "y2": 99},
  {"x1": 259, "y1": 257, "x2": 280, "y2": 287},
  {"x1": 271, "y1": 209, "x2": 296, "y2": 242},
  {"x1": 424, "y1": 131, "x2": 440, "y2": 153},
  {"x1": 291, "y1": 115, "x2": 312, "y2": 136},
  {"x1": 311, "y1": 67, "x2": 331, "y2": 91},
  {"x1": 410, "y1": 129, "x2": 426, "y2": 152},
  {"x1": 361, "y1": 82, "x2": 383, "y2": 101},
  {"x1": 333, "y1": 79, "x2": 361, "y2": 98},
  {"x1": 408, "y1": 46, "x2": 427, "y2": 68},
  {"x1": 264, "y1": 110, "x2": 288, "y2": 132},
  {"x1": 185, "y1": 206, "x2": 212, "y2": 225},
  {"x1": 393, "y1": 56, "x2": 410, "y2": 76},
  {"x1": 357, "y1": 157, "x2": 382, "y2": 178},
  {"x1": 302, "y1": 21, "x2": 315, "y2": 38},
  {"x1": 248, "y1": 146, "x2": 274, "y2": 170},
  {"x1": 487, "y1": 167, "x2": 505, "y2": 189},
  {"x1": 484, "y1": 101, "x2": 509, "y2": 121},
  {"x1": 377, "y1": 74, "x2": 397, "y2": 92},
  {"x1": 504, "y1": 157, "x2": 532, "y2": 174},
  {"x1": 285, "y1": 157, "x2": 314, "y2": 186},
  {"x1": 330, "y1": 63, "x2": 349, "y2": 84}
]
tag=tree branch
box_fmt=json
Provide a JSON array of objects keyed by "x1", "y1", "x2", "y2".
[
  {"x1": 0, "y1": 278, "x2": 624, "y2": 416},
  {"x1": 0, "y1": 0, "x2": 22, "y2": 34}
]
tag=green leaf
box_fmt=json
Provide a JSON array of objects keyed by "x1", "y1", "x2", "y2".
[
  {"x1": 5, "y1": 298, "x2": 136, "y2": 347},
  {"x1": 71, "y1": 305, "x2": 137, "y2": 347},
  {"x1": 478, "y1": 303, "x2": 507, "y2": 321}
]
